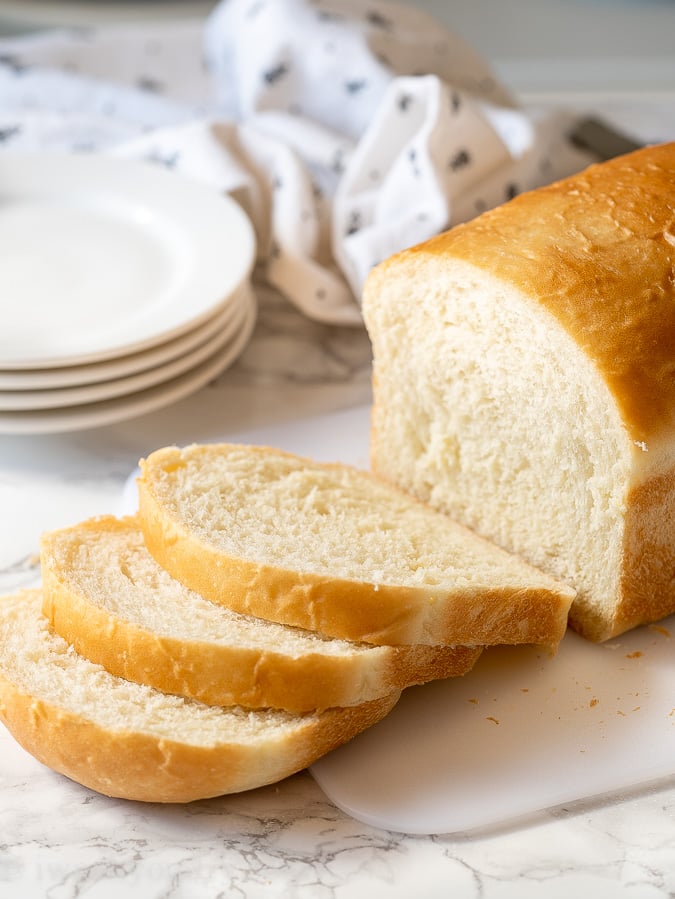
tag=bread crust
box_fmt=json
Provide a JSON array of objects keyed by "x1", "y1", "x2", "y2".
[
  {"x1": 615, "y1": 466, "x2": 675, "y2": 639},
  {"x1": 564, "y1": 466, "x2": 675, "y2": 641},
  {"x1": 0, "y1": 671, "x2": 399, "y2": 802},
  {"x1": 374, "y1": 143, "x2": 675, "y2": 447},
  {"x1": 40, "y1": 517, "x2": 482, "y2": 712},
  {"x1": 364, "y1": 144, "x2": 675, "y2": 642},
  {"x1": 0, "y1": 591, "x2": 399, "y2": 802},
  {"x1": 137, "y1": 454, "x2": 572, "y2": 648}
]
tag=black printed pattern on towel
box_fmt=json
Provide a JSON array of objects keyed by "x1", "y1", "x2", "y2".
[
  {"x1": 346, "y1": 210, "x2": 361, "y2": 236},
  {"x1": 345, "y1": 79, "x2": 367, "y2": 95},
  {"x1": 0, "y1": 54, "x2": 28, "y2": 74},
  {"x1": 263, "y1": 62, "x2": 290, "y2": 85},
  {"x1": 136, "y1": 76, "x2": 166, "y2": 93},
  {"x1": 397, "y1": 93, "x2": 413, "y2": 112},
  {"x1": 449, "y1": 149, "x2": 471, "y2": 172},
  {"x1": 144, "y1": 148, "x2": 181, "y2": 169},
  {"x1": 365, "y1": 10, "x2": 393, "y2": 30},
  {"x1": 0, "y1": 125, "x2": 21, "y2": 143}
]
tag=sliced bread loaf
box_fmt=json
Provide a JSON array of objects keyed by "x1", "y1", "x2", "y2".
[
  {"x1": 40, "y1": 516, "x2": 482, "y2": 712},
  {"x1": 137, "y1": 443, "x2": 574, "y2": 648},
  {"x1": 0, "y1": 590, "x2": 399, "y2": 802},
  {"x1": 362, "y1": 142, "x2": 675, "y2": 642}
]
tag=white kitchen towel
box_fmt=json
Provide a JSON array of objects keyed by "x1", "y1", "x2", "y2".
[{"x1": 0, "y1": 0, "x2": 592, "y2": 324}]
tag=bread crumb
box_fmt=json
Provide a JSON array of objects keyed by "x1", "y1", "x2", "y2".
[
  {"x1": 589, "y1": 698, "x2": 599, "y2": 708},
  {"x1": 486, "y1": 716, "x2": 499, "y2": 725},
  {"x1": 633, "y1": 707, "x2": 641, "y2": 712},
  {"x1": 468, "y1": 698, "x2": 479, "y2": 704},
  {"x1": 650, "y1": 625, "x2": 671, "y2": 638},
  {"x1": 617, "y1": 710, "x2": 626, "y2": 716},
  {"x1": 625, "y1": 651, "x2": 643, "y2": 659},
  {"x1": 520, "y1": 688, "x2": 529, "y2": 693},
  {"x1": 633, "y1": 440, "x2": 648, "y2": 452}
]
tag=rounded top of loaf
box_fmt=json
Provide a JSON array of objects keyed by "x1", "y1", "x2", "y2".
[{"x1": 366, "y1": 142, "x2": 675, "y2": 445}]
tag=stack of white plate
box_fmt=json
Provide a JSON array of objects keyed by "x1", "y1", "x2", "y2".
[{"x1": 0, "y1": 153, "x2": 257, "y2": 435}]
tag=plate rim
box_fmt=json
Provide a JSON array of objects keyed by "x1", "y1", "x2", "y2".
[
  {"x1": 0, "y1": 283, "x2": 252, "y2": 392},
  {"x1": 0, "y1": 293, "x2": 257, "y2": 434},
  {"x1": 0, "y1": 288, "x2": 253, "y2": 411},
  {"x1": 0, "y1": 151, "x2": 256, "y2": 369}
]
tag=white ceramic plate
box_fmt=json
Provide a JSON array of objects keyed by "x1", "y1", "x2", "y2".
[
  {"x1": 0, "y1": 287, "x2": 249, "y2": 391},
  {"x1": 0, "y1": 291, "x2": 256, "y2": 434},
  {"x1": 0, "y1": 286, "x2": 252, "y2": 411},
  {"x1": 0, "y1": 153, "x2": 255, "y2": 369}
]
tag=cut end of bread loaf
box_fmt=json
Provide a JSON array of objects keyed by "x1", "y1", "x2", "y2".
[
  {"x1": 0, "y1": 591, "x2": 399, "y2": 802},
  {"x1": 137, "y1": 443, "x2": 573, "y2": 648},
  {"x1": 40, "y1": 515, "x2": 483, "y2": 711},
  {"x1": 362, "y1": 143, "x2": 675, "y2": 642}
]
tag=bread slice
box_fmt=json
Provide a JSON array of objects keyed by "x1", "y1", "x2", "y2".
[
  {"x1": 0, "y1": 590, "x2": 399, "y2": 802},
  {"x1": 362, "y1": 142, "x2": 675, "y2": 642},
  {"x1": 137, "y1": 443, "x2": 574, "y2": 648},
  {"x1": 40, "y1": 516, "x2": 482, "y2": 712}
]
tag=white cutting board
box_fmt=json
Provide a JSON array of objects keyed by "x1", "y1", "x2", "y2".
[{"x1": 122, "y1": 403, "x2": 675, "y2": 835}]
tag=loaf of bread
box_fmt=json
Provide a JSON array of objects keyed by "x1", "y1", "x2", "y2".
[
  {"x1": 0, "y1": 590, "x2": 399, "y2": 802},
  {"x1": 362, "y1": 142, "x2": 675, "y2": 642},
  {"x1": 137, "y1": 443, "x2": 573, "y2": 648},
  {"x1": 40, "y1": 515, "x2": 482, "y2": 712}
]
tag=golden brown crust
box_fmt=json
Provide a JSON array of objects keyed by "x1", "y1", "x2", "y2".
[
  {"x1": 137, "y1": 469, "x2": 571, "y2": 648},
  {"x1": 0, "y1": 670, "x2": 399, "y2": 802},
  {"x1": 40, "y1": 525, "x2": 482, "y2": 712},
  {"x1": 374, "y1": 143, "x2": 675, "y2": 444}
]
